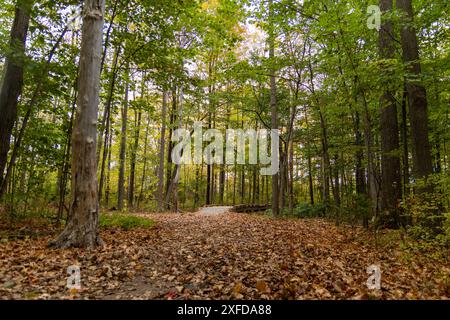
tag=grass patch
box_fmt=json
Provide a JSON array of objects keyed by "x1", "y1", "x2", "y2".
[{"x1": 99, "y1": 213, "x2": 154, "y2": 230}]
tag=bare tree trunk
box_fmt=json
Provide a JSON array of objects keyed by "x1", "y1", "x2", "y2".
[
  {"x1": 194, "y1": 166, "x2": 200, "y2": 208},
  {"x1": 206, "y1": 110, "x2": 213, "y2": 205},
  {"x1": 232, "y1": 164, "x2": 237, "y2": 205},
  {"x1": 288, "y1": 140, "x2": 294, "y2": 213},
  {"x1": 252, "y1": 166, "x2": 257, "y2": 204},
  {"x1": 319, "y1": 109, "x2": 331, "y2": 204},
  {"x1": 98, "y1": 46, "x2": 120, "y2": 200},
  {"x1": 128, "y1": 107, "x2": 141, "y2": 208},
  {"x1": 401, "y1": 88, "x2": 410, "y2": 194},
  {"x1": 57, "y1": 86, "x2": 77, "y2": 224},
  {"x1": 379, "y1": 0, "x2": 402, "y2": 227},
  {"x1": 165, "y1": 87, "x2": 176, "y2": 205},
  {"x1": 99, "y1": 0, "x2": 119, "y2": 74},
  {"x1": 139, "y1": 115, "x2": 150, "y2": 205},
  {"x1": 308, "y1": 54, "x2": 330, "y2": 206},
  {"x1": 0, "y1": 1, "x2": 31, "y2": 191},
  {"x1": 219, "y1": 108, "x2": 230, "y2": 205},
  {"x1": 355, "y1": 112, "x2": 368, "y2": 227},
  {"x1": 157, "y1": 91, "x2": 168, "y2": 211},
  {"x1": 219, "y1": 165, "x2": 225, "y2": 205},
  {"x1": 397, "y1": 0, "x2": 433, "y2": 182},
  {"x1": 363, "y1": 94, "x2": 380, "y2": 220},
  {"x1": 165, "y1": 85, "x2": 184, "y2": 212},
  {"x1": 50, "y1": 0, "x2": 105, "y2": 248},
  {"x1": 240, "y1": 167, "x2": 245, "y2": 203},
  {"x1": 304, "y1": 108, "x2": 315, "y2": 205},
  {"x1": 279, "y1": 143, "x2": 287, "y2": 210},
  {"x1": 261, "y1": 171, "x2": 265, "y2": 205},
  {"x1": 269, "y1": 0, "x2": 279, "y2": 215},
  {"x1": 117, "y1": 64, "x2": 129, "y2": 211},
  {"x1": 105, "y1": 126, "x2": 112, "y2": 207}
]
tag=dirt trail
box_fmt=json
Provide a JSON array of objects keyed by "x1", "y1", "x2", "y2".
[{"x1": 197, "y1": 206, "x2": 232, "y2": 215}]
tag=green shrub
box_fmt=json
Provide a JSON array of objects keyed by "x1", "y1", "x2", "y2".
[
  {"x1": 403, "y1": 192, "x2": 446, "y2": 241},
  {"x1": 435, "y1": 212, "x2": 450, "y2": 246},
  {"x1": 99, "y1": 213, "x2": 154, "y2": 230},
  {"x1": 291, "y1": 203, "x2": 327, "y2": 218}
]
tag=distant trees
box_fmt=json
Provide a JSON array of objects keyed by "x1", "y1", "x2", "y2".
[{"x1": 0, "y1": 0, "x2": 446, "y2": 237}]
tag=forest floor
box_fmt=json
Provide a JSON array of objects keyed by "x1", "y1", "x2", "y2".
[{"x1": 0, "y1": 209, "x2": 448, "y2": 300}]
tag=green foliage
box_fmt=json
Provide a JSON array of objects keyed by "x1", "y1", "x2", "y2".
[
  {"x1": 283, "y1": 203, "x2": 327, "y2": 218},
  {"x1": 402, "y1": 190, "x2": 447, "y2": 242},
  {"x1": 433, "y1": 212, "x2": 450, "y2": 247},
  {"x1": 99, "y1": 213, "x2": 154, "y2": 230}
]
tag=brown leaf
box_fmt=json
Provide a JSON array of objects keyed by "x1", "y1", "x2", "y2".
[{"x1": 256, "y1": 280, "x2": 269, "y2": 293}]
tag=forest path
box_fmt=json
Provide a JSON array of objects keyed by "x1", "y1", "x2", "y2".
[
  {"x1": 98, "y1": 212, "x2": 446, "y2": 300},
  {"x1": 1, "y1": 212, "x2": 446, "y2": 299},
  {"x1": 197, "y1": 206, "x2": 233, "y2": 215}
]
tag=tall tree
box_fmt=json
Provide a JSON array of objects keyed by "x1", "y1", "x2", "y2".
[
  {"x1": 117, "y1": 65, "x2": 129, "y2": 211},
  {"x1": 268, "y1": 0, "x2": 279, "y2": 215},
  {"x1": 397, "y1": 0, "x2": 433, "y2": 182},
  {"x1": 0, "y1": 0, "x2": 32, "y2": 192},
  {"x1": 157, "y1": 90, "x2": 168, "y2": 211},
  {"x1": 379, "y1": 0, "x2": 402, "y2": 227},
  {"x1": 50, "y1": 0, "x2": 105, "y2": 248}
]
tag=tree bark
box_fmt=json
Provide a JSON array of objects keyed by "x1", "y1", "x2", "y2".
[
  {"x1": 128, "y1": 108, "x2": 141, "y2": 207},
  {"x1": 379, "y1": 0, "x2": 402, "y2": 227},
  {"x1": 164, "y1": 87, "x2": 176, "y2": 205},
  {"x1": 269, "y1": 0, "x2": 279, "y2": 215},
  {"x1": 165, "y1": 84, "x2": 184, "y2": 212},
  {"x1": 117, "y1": 65, "x2": 129, "y2": 211},
  {"x1": 139, "y1": 115, "x2": 150, "y2": 206},
  {"x1": 50, "y1": 0, "x2": 105, "y2": 248},
  {"x1": 157, "y1": 90, "x2": 168, "y2": 211},
  {"x1": 0, "y1": 0, "x2": 31, "y2": 190},
  {"x1": 396, "y1": 0, "x2": 433, "y2": 182},
  {"x1": 401, "y1": 87, "x2": 410, "y2": 194},
  {"x1": 98, "y1": 46, "x2": 120, "y2": 199}
]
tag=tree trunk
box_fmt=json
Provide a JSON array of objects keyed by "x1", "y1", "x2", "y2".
[
  {"x1": 240, "y1": 167, "x2": 245, "y2": 203},
  {"x1": 50, "y1": 0, "x2": 105, "y2": 248},
  {"x1": 57, "y1": 86, "x2": 77, "y2": 224},
  {"x1": 304, "y1": 108, "x2": 314, "y2": 205},
  {"x1": 128, "y1": 107, "x2": 141, "y2": 207},
  {"x1": 379, "y1": 0, "x2": 402, "y2": 227},
  {"x1": 165, "y1": 87, "x2": 176, "y2": 205},
  {"x1": 98, "y1": 46, "x2": 120, "y2": 199},
  {"x1": 157, "y1": 91, "x2": 168, "y2": 211},
  {"x1": 269, "y1": 0, "x2": 279, "y2": 215},
  {"x1": 105, "y1": 125, "x2": 112, "y2": 207},
  {"x1": 401, "y1": 87, "x2": 410, "y2": 194},
  {"x1": 0, "y1": 1, "x2": 31, "y2": 190},
  {"x1": 232, "y1": 164, "x2": 237, "y2": 205},
  {"x1": 397, "y1": 0, "x2": 433, "y2": 182},
  {"x1": 165, "y1": 84, "x2": 184, "y2": 212},
  {"x1": 117, "y1": 65, "x2": 129, "y2": 211},
  {"x1": 319, "y1": 109, "x2": 331, "y2": 204},
  {"x1": 206, "y1": 110, "x2": 213, "y2": 205},
  {"x1": 279, "y1": 143, "x2": 287, "y2": 210},
  {"x1": 99, "y1": 0, "x2": 119, "y2": 74},
  {"x1": 355, "y1": 111, "x2": 368, "y2": 227},
  {"x1": 139, "y1": 115, "x2": 150, "y2": 205}
]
